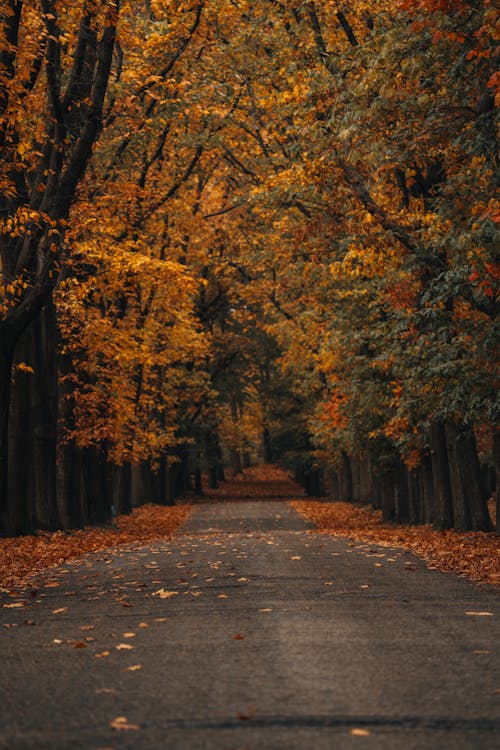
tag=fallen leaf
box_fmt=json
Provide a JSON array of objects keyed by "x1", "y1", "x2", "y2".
[
  {"x1": 236, "y1": 707, "x2": 255, "y2": 721},
  {"x1": 110, "y1": 716, "x2": 140, "y2": 731},
  {"x1": 238, "y1": 577, "x2": 249, "y2": 582},
  {"x1": 52, "y1": 608, "x2": 67, "y2": 614},
  {"x1": 152, "y1": 589, "x2": 178, "y2": 599},
  {"x1": 465, "y1": 612, "x2": 493, "y2": 617},
  {"x1": 232, "y1": 634, "x2": 245, "y2": 640},
  {"x1": 123, "y1": 632, "x2": 136, "y2": 638},
  {"x1": 218, "y1": 594, "x2": 228, "y2": 599},
  {"x1": 116, "y1": 643, "x2": 134, "y2": 650},
  {"x1": 124, "y1": 664, "x2": 143, "y2": 671},
  {"x1": 79, "y1": 625, "x2": 95, "y2": 631},
  {"x1": 138, "y1": 622, "x2": 149, "y2": 628},
  {"x1": 289, "y1": 556, "x2": 301, "y2": 560},
  {"x1": 95, "y1": 651, "x2": 110, "y2": 658},
  {"x1": 259, "y1": 608, "x2": 272, "y2": 613},
  {"x1": 350, "y1": 728, "x2": 370, "y2": 736},
  {"x1": 3, "y1": 602, "x2": 25, "y2": 608},
  {"x1": 73, "y1": 641, "x2": 88, "y2": 649}
]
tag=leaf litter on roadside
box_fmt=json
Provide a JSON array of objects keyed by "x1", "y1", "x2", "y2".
[
  {"x1": 0, "y1": 504, "x2": 191, "y2": 591},
  {"x1": 291, "y1": 500, "x2": 500, "y2": 586}
]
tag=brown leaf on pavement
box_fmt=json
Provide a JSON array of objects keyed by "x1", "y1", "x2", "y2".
[
  {"x1": 110, "y1": 716, "x2": 140, "y2": 731},
  {"x1": 152, "y1": 589, "x2": 178, "y2": 599}
]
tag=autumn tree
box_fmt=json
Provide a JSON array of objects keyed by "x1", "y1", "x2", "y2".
[
  {"x1": 1, "y1": 0, "x2": 497, "y2": 535},
  {"x1": 0, "y1": 0, "x2": 120, "y2": 532}
]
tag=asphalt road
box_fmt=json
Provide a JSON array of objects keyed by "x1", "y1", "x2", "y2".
[{"x1": 1, "y1": 500, "x2": 499, "y2": 749}]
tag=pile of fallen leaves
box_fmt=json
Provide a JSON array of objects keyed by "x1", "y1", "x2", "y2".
[
  {"x1": 201, "y1": 464, "x2": 305, "y2": 501},
  {"x1": 0, "y1": 504, "x2": 191, "y2": 592},
  {"x1": 291, "y1": 500, "x2": 500, "y2": 586}
]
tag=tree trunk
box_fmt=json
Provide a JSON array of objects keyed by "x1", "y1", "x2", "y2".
[
  {"x1": 394, "y1": 455, "x2": 410, "y2": 523},
  {"x1": 57, "y1": 439, "x2": 82, "y2": 529},
  {"x1": 350, "y1": 453, "x2": 361, "y2": 501},
  {"x1": 174, "y1": 448, "x2": 190, "y2": 498},
  {"x1": 56, "y1": 344, "x2": 83, "y2": 529},
  {"x1": 194, "y1": 464, "x2": 203, "y2": 495},
  {"x1": 421, "y1": 452, "x2": 434, "y2": 525},
  {"x1": 371, "y1": 471, "x2": 382, "y2": 510},
  {"x1": 6, "y1": 324, "x2": 37, "y2": 535},
  {"x1": 359, "y1": 452, "x2": 372, "y2": 503},
  {"x1": 493, "y1": 430, "x2": 500, "y2": 534},
  {"x1": 215, "y1": 435, "x2": 225, "y2": 482},
  {"x1": 327, "y1": 470, "x2": 340, "y2": 501},
  {"x1": 305, "y1": 469, "x2": 324, "y2": 497},
  {"x1": 445, "y1": 422, "x2": 493, "y2": 532},
  {"x1": 115, "y1": 462, "x2": 132, "y2": 515},
  {"x1": 0, "y1": 339, "x2": 15, "y2": 533},
  {"x1": 408, "y1": 468, "x2": 421, "y2": 524},
  {"x1": 380, "y1": 470, "x2": 396, "y2": 522},
  {"x1": 32, "y1": 304, "x2": 59, "y2": 530},
  {"x1": 429, "y1": 421, "x2": 454, "y2": 530},
  {"x1": 230, "y1": 448, "x2": 243, "y2": 475},
  {"x1": 164, "y1": 462, "x2": 177, "y2": 505},
  {"x1": 340, "y1": 451, "x2": 353, "y2": 502},
  {"x1": 205, "y1": 429, "x2": 219, "y2": 489},
  {"x1": 193, "y1": 448, "x2": 203, "y2": 496},
  {"x1": 81, "y1": 444, "x2": 112, "y2": 524},
  {"x1": 263, "y1": 427, "x2": 273, "y2": 463}
]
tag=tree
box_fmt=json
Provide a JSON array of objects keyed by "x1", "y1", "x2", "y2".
[{"x1": 1, "y1": 0, "x2": 120, "y2": 532}]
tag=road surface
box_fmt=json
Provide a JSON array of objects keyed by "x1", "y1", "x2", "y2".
[{"x1": 1, "y1": 500, "x2": 499, "y2": 749}]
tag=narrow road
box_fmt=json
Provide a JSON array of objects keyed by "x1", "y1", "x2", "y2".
[{"x1": 1, "y1": 498, "x2": 499, "y2": 749}]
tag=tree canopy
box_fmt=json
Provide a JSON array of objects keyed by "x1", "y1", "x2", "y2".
[{"x1": 0, "y1": 0, "x2": 498, "y2": 534}]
